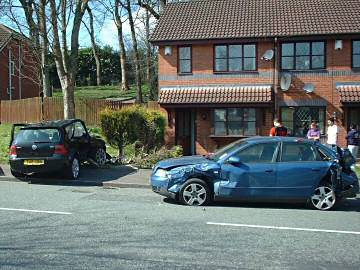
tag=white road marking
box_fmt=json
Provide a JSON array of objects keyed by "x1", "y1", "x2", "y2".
[
  {"x1": 207, "y1": 222, "x2": 360, "y2": 235},
  {"x1": 0, "y1": 207, "x2": 72, "y2": 215}
]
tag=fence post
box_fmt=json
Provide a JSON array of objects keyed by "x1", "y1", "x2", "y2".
[{"x1": 40, "y1": 92, "x2": 44, "y2": 121}]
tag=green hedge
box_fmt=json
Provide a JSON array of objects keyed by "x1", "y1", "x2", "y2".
[{"x1": 100, "y1": 105, "x2": 166, "y2": 156}]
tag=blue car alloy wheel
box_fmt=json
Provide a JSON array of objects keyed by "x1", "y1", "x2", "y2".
[
  {"x1": 310, "y1": 182, "x2": 336, "y2": 210},
  {"x1": 180, "y1": 178, "x2": 211, "y2": 206}
]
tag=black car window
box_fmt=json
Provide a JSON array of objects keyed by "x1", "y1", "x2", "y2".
[
  {"x1": 233, "y1": 143, "x2": 277, "y2": 163},
  {"x1": 281, "y1": 142, "x2": 317, "y2": 162},
  {"x1": 65, "y1": 124, "x2": 75, "y2": 140},
  {"x1": 73, "y1": 122, "x2": 87, "y2": 138},
  {"x1": 14, "y1": 128, "x2": 61, "y2": 144}
]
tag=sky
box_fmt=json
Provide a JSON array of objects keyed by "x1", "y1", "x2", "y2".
[{"x1": 0, "y1": 1, "x2": 155, "y2": 51}]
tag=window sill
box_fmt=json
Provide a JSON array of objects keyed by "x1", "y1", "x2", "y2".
[
  {"x1": 351, "y1": 68, "x2": 360, "y2": 72},
  {"x1": 213, "y1": 71, "x2": 258, "y2": 75},
  {"x1": 177, "y1": 73, "x2": 193, "y2": 76},
  {"x1": 281, "y1": 69, "x2": 328, "y2": 73}
]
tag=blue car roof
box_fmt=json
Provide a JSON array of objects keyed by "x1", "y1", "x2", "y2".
[{"x1": 244, "y1": 136, "x2": 315, "y2": 144}]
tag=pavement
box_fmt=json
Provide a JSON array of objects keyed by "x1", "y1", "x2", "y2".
[{"x1": 0, "y1": 163, "x2": 152, "y2": 188}]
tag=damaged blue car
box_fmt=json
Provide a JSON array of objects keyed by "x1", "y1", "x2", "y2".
[{"x1": 151, "y1": 137, "x2": 359, "y2": 210}]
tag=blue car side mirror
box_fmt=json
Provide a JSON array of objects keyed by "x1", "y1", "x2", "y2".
[{"x1": 227, "y1": 156, "x2": 241, "y2": 165}]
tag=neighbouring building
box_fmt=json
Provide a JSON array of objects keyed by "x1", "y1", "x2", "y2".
[
  {"x1": 0, "y1": 24, "x2": 40, "y2": 101},
  {"x1": 150, "y1": 0, "x2": 360, "y2": 155}
]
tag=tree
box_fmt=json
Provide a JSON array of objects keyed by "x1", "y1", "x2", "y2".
[
  {"x1": 38, "y1": 0, "x2": 51, "y2": 97},
  {"x1": 114, "y1": 0, "x2": 129, "y2": 92},
  {"x1": 4, "y1": 0, "x2": 52, "y2": 97},
  {"x1": 76, "y1": 46, "x2": 121, "y2": 86},
  {"x1": 49, "y1": 0, "x2": 89, "y2": 119},
  {"x1": 84, "y1": 6, "x2": 102, "y2": 86},
  {"x1": 123, "y1": 0, "x2": 143, "y2": 103}
]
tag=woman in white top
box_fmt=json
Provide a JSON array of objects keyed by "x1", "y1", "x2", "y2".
[{"x1": 326, "y1": 118, "x2": 338, "y2": 147}]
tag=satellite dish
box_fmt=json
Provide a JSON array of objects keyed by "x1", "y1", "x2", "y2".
[
  {"x1": 261, "y1": 49, "x2": 274, "y2": 61},
  {"x1": 280, "y1": 73, "x2": 292, "y2": 91},
  {"x1": 304, "y1": 83, "x2": 315, "y2": 93}
]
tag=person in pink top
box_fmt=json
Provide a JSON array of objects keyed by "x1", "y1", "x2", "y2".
[{"x1": 307, "y1": 122, "x2": 321, "y2": 141}]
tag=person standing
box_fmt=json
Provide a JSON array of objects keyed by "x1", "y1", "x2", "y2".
[
  {"x1": 269, "y1": 119, "x2": 288, "y2": 136},
  {"x1": 346, "y1": 124, "x2": 359, "y2": 158},
  {"x1": 326, "y1": 118, "x2": 338, "y2": 147},
  {"x1": 307, "y1": 122, "x2": 321, "y2": 141}
]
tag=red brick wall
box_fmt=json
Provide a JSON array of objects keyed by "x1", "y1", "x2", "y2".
[
  {"x1": 159, "y1": 42, "x2": 274, "y2": 87},
  {"x1": 276, "y1": 39, "x2": 360, "y2": 147},
  {"x1": 0, "y1": 38, "x2": 40, "y2": 101},
  {"x1": 158, "y1": 38, "x2": 360, "y2": 151}
]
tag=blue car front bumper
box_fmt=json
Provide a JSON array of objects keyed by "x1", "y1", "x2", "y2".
[{"x1": 151, "y1": 175, "x2": 177, "y2": 199}]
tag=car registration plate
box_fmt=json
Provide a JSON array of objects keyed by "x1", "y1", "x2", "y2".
[{"x1": 24, "y1": 160, "x2": 45, "y2": 166}]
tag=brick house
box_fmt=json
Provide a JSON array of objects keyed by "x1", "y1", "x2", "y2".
[
  {"x1": 0, "y1": 24, "x2": 40, "y2": 101},
  {"x1": 150, "y1": 0, "x2": 360, "y2": 155}
]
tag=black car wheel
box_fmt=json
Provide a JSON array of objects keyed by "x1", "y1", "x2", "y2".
[
  {"x1": 179, "y1": 178, "x2": 211, "y2": 206},
  {"x1": 93, "y1": 147, "x2": 107, "y2": 166},
  {"x1": 310, "y1": 182, "x2": 336, "y2": 211},
  {"x1": 66, "y1": 157, "x2": 80, "y2": 180}
]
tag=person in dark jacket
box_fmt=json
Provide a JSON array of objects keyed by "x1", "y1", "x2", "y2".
[{"x1": 346, "y1": 124, "x2": 359, "y2": 159}]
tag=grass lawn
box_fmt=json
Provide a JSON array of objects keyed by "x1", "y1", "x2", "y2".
[
  {"x1": 53, "y1": 85, "x2": 150, "y2": 100},
  {"x1": 0, "y1": 124, "x2": 12, "y2": 164}
]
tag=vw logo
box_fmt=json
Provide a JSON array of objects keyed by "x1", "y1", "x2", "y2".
[{"x1": 32, "y1": 144, "x2": 37, "y2": 150}]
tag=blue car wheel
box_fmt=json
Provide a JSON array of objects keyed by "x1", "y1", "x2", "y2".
[
  {"x1": 310, "y1": 182, "x2": 337, "y2": 211},
  {"x1": 180, "y1": 178, "x2": 211, "y2": 206}
]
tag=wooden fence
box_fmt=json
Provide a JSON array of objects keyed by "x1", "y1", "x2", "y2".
[{"x1": 0, "y1": 97, "x2": 147, "y2": 125}]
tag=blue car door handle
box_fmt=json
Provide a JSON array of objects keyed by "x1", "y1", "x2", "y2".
[
  {"x1": 311, "y1": 168, "x2": 320, "y2": 171},
  {"x1": 265, "y1": 169, "x2": 273, "y2": 173}
]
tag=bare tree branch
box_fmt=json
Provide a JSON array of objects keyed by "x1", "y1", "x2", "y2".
[{"x1": 137, "y1": 0, "x2": 159, "y2": 19}]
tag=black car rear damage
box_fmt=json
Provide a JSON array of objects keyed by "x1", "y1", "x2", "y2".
[{"x1": 9, "y1": 119, "x2": 108, "y2": 179}]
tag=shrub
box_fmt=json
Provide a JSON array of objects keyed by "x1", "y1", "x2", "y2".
[
  {"x1": 100, "y1": 105, "x2": 166, "y2": 157},
  {"x1": 132, "y1": 145, "x2": 183, "y2": 168}
]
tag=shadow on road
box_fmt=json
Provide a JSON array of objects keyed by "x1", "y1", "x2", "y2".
[
  {"x1": 163, "y1": 197, "x2": 360, "y2": 212},
  {"x1": 15, "y1": 164, "x2": 138, "y2": 187}
]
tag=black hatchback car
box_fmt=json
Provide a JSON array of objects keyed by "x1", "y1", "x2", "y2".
[{"x1": 9, "y1": 119, "x2": 107, "y2": 179}]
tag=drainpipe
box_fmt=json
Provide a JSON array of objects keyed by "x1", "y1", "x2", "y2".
[
  {"x1": 273, "y1": 37, "x2": 278, "y2": 118},
  {"x1": 8, "y1": 49, "x2": 12, "y2": 100},
  {"x1": 18, "y1": 43, "x2": 22, "y2": 99}
]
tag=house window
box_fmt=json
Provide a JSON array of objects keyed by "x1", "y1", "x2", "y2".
[
  {"x1": 352, "y1": 40, "x2": 360, "y2": 68},
  {"x1": 178, "y1": 46, "x2": 192, "y2": 74},
  {"x1": 214, "y1": 44, "x2": 256, "y2": 72},
  {"x1": 10, "y1": 60, "x2": 15, "y2": 75},
  {"x1": 281, "y1": 41, "x2": 325, "y2": 70},
  {"x1": 214, "y1": 108, "x2": 256, "y2": 136},
  {"x1": 280, "y1": 107, "x2": 326, "y2": 137}
]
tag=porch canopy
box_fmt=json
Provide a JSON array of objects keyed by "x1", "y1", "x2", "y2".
[
  {"x1": 337, "y1": 85, "x2": 360, "y2": 105},
  {"x1": 158, "y1": 85, "x2": 272, "y2": 107}
]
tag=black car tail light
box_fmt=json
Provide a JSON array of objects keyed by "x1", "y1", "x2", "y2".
[
  {"x1": 54, "y1": 144, "x2": 68, "y2": 155},
  {"x1": 9, "y1": 145, "x2": 17, "y2": 157}
]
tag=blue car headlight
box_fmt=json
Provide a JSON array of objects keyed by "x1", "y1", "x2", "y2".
[
  {"x1": 153, "y1": 168, "x2": 169, "y2": 178},
  {"x1": 168, "y1": 166, "x2": 194, "y2": 179}
]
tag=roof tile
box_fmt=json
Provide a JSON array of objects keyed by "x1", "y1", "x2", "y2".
[
  {"x1": 159, "y1": 86, "x2": 272, "y2": 104},
  {"x1": 151, "y1": 0, "x2": 360, "y2": 43},
  {"x1": 338, "y1": 85, "x2": 360, "y2": 103}
]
